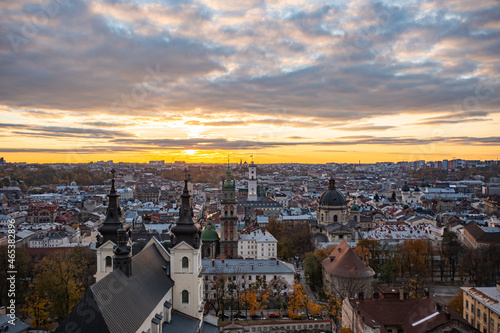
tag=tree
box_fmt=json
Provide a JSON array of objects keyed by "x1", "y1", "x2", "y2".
[
  {"x1": 324, "y1": 291, "x2": 341, "y2": 321},
  {"x1": 448, "y1": 289, "x2": 464, "y2": 315},
  {"x1": 396, "y1": 240, "x2": 431, "y2": 278},
  {"x1": 268, "y1": 276, "x2": 289, "y2": 311},
  {"x1": 406, "y1": 279, "x2": 427, "y2": 299},
  {"x1": 23, "y1": 290, "x2": 51, "y2": 329},
  {"x1": 442, "y1": 231, "x2": 463, "y2": 281},
  {"x1": 304, "y1": 249, "x2": 328, "y2": 291},
  {"x1": 354, "y1": 239, "x2": 382, "y2": 272},
  {"x1": 287, "y1": 283, "x2": 309, "y2": 319},
  {"x1": 24, "y1": 248, "x2": 91, "y2": 325}
]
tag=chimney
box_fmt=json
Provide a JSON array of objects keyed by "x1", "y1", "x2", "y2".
[
  {"x1": 399, "y1": 288, "x2": 404, "y2": 301},
  {"x1": 222, "y1": 259, "x2": 225, "y2": 264},
  {"x1": 251, "y1": 264, "x2": 254, "y2": 270},
  {"x1": 155, "y1": 313, "x2": 163, "y2": 326},
  {"x1": 277, "y1": 260, "x2": 279, "y2": 265},
  {"x1": 212, "y1": 259, "x2": 215, "y2": 267},
  {"x1": 163, "y1": 301, "x2": 172, "y2": 323},
  {"x1": 151, "y1": 317, "x2": 160, "y2": 333}
]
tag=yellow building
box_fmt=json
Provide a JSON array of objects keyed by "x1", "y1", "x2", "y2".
[{"x1": 462, "y1": 284, "x2": 500, "y2": 333}]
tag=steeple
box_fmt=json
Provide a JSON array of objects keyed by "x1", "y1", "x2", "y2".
[
  {"x1": 171, "y1": 178, "x2": 199, "y2": 248},
  {"x1": 223, "y1": 164, "x2": 235, "y2": 191},
  {"x1": 328, "y1": 175, "x2": 336, "y2": 190},
  {"x1": 97, "y1": 169, "x2": 122, "y2": 247}
]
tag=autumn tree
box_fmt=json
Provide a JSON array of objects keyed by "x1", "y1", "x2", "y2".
[
  {"x1": 354, "y1": 239, "x2": 382, "y2": 272},
  {"x1": 24, "y1": 247, "x2": 94, "y2": 325},
  {"x1": 448, "y1": 289, "x2": 464, "y2": 315},
  {"x1": 287, "y1": 282, "x2": 309, "y2": 319},
  {"x1": 397, "y1": 240, "x2": 431, "y2": 278},
  {"x1": 324, "y1": 291, "x2": 341, "y2": 321}
]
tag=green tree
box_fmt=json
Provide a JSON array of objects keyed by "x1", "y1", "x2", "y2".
[{"x1": 304, "y1": 249, "x2": 328, "y2": 291}]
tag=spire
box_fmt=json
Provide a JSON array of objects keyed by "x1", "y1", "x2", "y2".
[
  {"x1": 223, "y1": 164, "x2": 235, "y2": 191},
  {"x1": 171, "y1": 176, "x2": 199, "y2": 248},
  {"x1": 328, "y1": 175, "x2": 336, "y2": 190},
  {"x1": 97, "y1": 169, "x2": 122, "y2": 247}
]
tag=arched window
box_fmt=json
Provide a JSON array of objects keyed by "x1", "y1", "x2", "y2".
[
  {"x1": 182, "y1": 256, "x2": 189, "y2": 268},
  {"x1": 354, "y1": 215, "x2": 358, "y2": 223},
  {"x1": 321, "y1": 214, "x2": 324, "y2": 222},
  {"x1": 334, "y1": 215, "x2": 338, "y2": 223},
  {"x1": 182, "y1": 290, "x2": 189, "y2": 304},
  {"x1": 105, "y1": 256, "x2": 112, "y2": 268}
]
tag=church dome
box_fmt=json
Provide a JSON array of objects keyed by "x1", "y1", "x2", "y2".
[
  {"x1": 201, "y1": 222, "x2": 219, "y2": 242},
  {"x1": 350, "y1": 204, "x2": 360, "y2": 211},
  {"x1": 402, "y1": 182, "x2": 410, "y2": 192},
  {"x1": 319, "y1": 176, "x2": 347, "y2": 207}
]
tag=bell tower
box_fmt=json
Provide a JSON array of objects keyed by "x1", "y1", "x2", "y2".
[
  {"x1": 248, "y1": 158, "x2": 257, "y2": 201},
  {"x1": 220, "y1": 165, "x2": 238, "y2": 258},
  {"x1": 170, "y1": 177, "x2": 203, "y2": 320}
]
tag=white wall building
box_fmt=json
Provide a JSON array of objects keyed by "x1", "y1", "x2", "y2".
[{"x1": 238, "y1": 229, "x2": 277, "y2": 259}]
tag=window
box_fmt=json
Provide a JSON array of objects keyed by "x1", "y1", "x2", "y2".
[
  {"x1": 105, "y1": 256, "x2": 112, "y2": 268},
  {"x1": 334, "y1": 215, "x2": 338, "y2": 222},
  {"x1": 182, "y1": 290, "x2": 189, "y2": 304},
  {"x1": 483, "y1": 313, "x2": 486, "y2": 323},
  {"x1": 478, "y1": 309, "x2": 480, "y2": 317},
  {"x1": 182, "y1": 257, "x2": 189, "y2": 268},
  {"x1": 466, "y1": 300, "x2": 469, "y2": 309}
]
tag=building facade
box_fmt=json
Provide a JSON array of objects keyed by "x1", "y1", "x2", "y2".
[{"x1": 462, "y1": 284, "x2": 500, "y2": 333}]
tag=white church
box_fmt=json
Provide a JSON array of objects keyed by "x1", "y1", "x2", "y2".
[{"x1": 55, "y1": 171, "x2": 218, "y2": 333}]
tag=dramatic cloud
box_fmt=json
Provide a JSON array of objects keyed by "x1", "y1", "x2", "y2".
[{"x1": 0, "y1": 0, "x2": 499, "y2": 162}]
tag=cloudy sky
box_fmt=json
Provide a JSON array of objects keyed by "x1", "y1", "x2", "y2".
[{"x1": 1, "y1": 0, "x2": 499, "y2": 164}]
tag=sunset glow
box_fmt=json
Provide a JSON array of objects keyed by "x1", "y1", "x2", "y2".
[{"x1": 1, "y1": 0, "x2": 499, "y2": 164}]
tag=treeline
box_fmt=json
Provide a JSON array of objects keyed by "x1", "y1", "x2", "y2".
[
  {"x1": 0, "y1": 165, "x2": 107, "y2": 187},
  {"x1": 411, "y1": 163, "x2": 500, "y2": 182}
]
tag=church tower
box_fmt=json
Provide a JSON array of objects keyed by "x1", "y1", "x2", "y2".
[
  {"x1": 220, "y1": 166, "x2": 238, "y2": 258},
  {"x1": 248, "y1": 160, "x2": 257, "y2": 201},
  {"x1": 95, "y1": 169, "x2": 127, "y2": 281},
  {"x1": 170, "y1": 178, "x2": 203, "y2": 320}
]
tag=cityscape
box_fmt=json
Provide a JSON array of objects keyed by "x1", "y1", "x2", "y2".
[
  {"x1": 1, "y1": 0, "x2": 500, "y2": 332},
  {"x1": 0, "y1": 157, "x2": 499, "y2": 332}
]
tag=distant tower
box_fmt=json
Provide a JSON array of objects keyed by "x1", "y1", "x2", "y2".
[
  {"x1": 186, "y1": 169, "x2": 193, "y2": 197},
  {"x1": 220, "y1": 166, "x2": 238, "y2": 258},
  {"x1": 248, "y1": 159, "x2": 257, "y2": 201},
  {"x1": 95, "y1": 169, "x2": 127, "y2": 281},
  {"x1": 317, "y1": 176, "x2": 348, "y2": 226},
  {"x1": 170, "y1": 177, "x2": 203, "y2": 320}
]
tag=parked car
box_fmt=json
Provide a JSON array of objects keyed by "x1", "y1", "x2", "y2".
[{"x1": 268, "y1": 312, "x2": 280, "y2": 318}]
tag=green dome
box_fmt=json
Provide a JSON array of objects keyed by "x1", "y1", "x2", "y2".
[
  {"x1": 201, "y1": 222, "x2": 219, "y2": 242},
  {"x1": 350, "y1": 204, "x2": 360, "y2": 211}
]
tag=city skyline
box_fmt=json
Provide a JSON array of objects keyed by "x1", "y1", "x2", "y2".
[{"x1": 1, "y1": 0, "x2": 499, "y2": 164}]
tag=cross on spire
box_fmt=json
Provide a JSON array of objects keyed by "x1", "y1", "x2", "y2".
[{"x1": 111, "y1": 168, "x2": 116, "y2": 179}]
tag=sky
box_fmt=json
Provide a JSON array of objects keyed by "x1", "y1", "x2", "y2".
[{"x1": 1, "y1": 0, "x2": 499, "y2": 164}]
